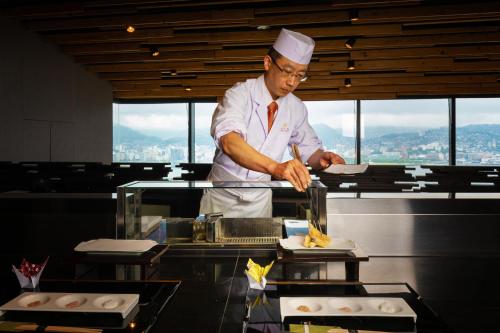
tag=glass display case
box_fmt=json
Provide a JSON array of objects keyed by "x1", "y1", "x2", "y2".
[{"x1": 116, "y1": 180, "x2": 327, "y2": 246}]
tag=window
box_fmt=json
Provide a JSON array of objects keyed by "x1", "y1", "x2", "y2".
[
  {"x1": 305, "y1": 101, "x2": 356, "y2": 164},
  {"x1": 194, "y1": 102, "x2": 218, "y2": 163},
  {"x1": 113, "y1": 103, "x2": 188, "y2": 164},
  {"x1": 113, "y1": 98, "x2": 500, "y2": 168},
  {"x1": 456, "y1": 98, "x2": 500, "y2": 165},
  {"x1": 361, "y1": 99, "x2": 449, "y2": 165}
]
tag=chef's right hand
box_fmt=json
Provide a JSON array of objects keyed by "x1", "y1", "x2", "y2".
[{"x1": 271, "y1": 159, "x2": 311, "y2": 192}]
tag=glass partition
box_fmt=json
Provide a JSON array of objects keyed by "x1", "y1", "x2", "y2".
[{"x1": 116, "y1": 180, "x2": 327, "y2": 245}]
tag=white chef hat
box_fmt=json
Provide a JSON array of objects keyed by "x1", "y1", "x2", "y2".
[{"x1": 272, "y1": 28, "x2": 315, "y2": 65}]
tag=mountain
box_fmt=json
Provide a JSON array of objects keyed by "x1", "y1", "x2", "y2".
[
  {"x1": 113, "y1": 124, "x2": 164, "y2": 145},
  {"x1": 114, "y1": 123, "x2": 500, "y2": 152},
  {"x1": 312, "y1": 124, "x2": 353, "y2": 147},
  {"x1": 114, "y1": 124, "x2": 215, "y2": 147},
  {"x1": 458, "y1": 124, "x2": 500, "y2": 138},
  {"x1": 363, "y1": 126, "x2": 426, "y2": 139},
  {"x1": 139, "y1": 128, "x2": 187, "y2": 141}
]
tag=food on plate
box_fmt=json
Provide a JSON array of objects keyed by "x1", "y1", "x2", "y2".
[
  {"x1": 296, "y1": 305, "x2": 311, "y2": 312},
  {"x1": 303, "y1": 235, "x2": 316, "y2": 248},
  {"x1": 27, "y1": 300, "x2": 42, "y2": 307},
  {"x1": 338, "y1": 306, "x2": 352, "y2": 313},
  {"x1": 303, "y1": 235, "x2": 311, "y2": 247},
  {"x1": 65, "y1": 300, "x2": 81, "y2": 308},
  {"x1": 302, "y1": 223, "x2": 331, "y2": 248}
]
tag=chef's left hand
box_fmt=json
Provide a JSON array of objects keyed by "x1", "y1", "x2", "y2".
[{"x1": 319, "y1": 151, "x2": 345, "y2": 169}]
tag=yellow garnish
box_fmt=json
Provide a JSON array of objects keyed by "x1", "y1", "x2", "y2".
[{"x1": 245, "y1": 259, "x2": 274, "y2": 283}]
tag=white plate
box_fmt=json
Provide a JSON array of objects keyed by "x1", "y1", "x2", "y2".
[
  {"x1": 323, "y1": 164, "x2": 369, "y2": 175},
  {"x1": 279, "y1": 235, "x2": 356, "y2": 252},
  {"x1": 0, "y1": 292, "x2": 139, "y2": 319},
  {"x1": 74, "y1": 239, "x2": 157, "y2": 254},
  {"x1": 280, "y1": 296, "x2": 416, "y2": 322}
]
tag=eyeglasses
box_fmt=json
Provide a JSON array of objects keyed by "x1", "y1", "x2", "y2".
[{"x1": 270, "y1": 56, "x2": 308, "y2": 83}]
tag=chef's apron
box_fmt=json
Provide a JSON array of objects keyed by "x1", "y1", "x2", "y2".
[{"x1": 199, "y1": 164, "x2": 272, "y2": 218}]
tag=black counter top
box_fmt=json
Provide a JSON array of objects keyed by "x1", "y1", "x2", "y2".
[{"x1": 1, "y1": 249, "x2": 492, "y2": 333}]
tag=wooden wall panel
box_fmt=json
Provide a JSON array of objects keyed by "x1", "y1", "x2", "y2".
[{"x1": 3, "y1": 0, "x2": 500, "y2": 101}]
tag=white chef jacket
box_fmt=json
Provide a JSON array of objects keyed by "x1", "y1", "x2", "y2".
[{"x1": 199, "y1": 74, "x2": 323, "y2": 217}]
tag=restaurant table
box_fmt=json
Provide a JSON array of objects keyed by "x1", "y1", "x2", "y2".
[{"x1": 0, "y1": 249, "x2": 451, "y2": 333}]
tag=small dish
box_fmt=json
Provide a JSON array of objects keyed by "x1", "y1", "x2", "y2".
[
  {"x1": 1, "y1": 292, "x2": 139, "y2": 319},
  {"x1": 280, "y1": 296, "x2": 416, "y2": 322}
]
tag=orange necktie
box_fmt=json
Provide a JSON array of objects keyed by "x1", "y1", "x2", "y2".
[{"x1": 267, "y1": 101, "x2": 278, "y2": 133}]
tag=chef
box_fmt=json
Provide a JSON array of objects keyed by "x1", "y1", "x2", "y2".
[{"x1": 200, "y1": 28, "x2": 345, "y2": 218}]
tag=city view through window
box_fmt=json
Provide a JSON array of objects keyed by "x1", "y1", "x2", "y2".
[
  {"x1": 361, "y1": 99, "x2": 449, "y2": 165},
  {"x1": 113, "y1": 102, "x2": 188, "y2": 165},
  {"x1": 456, "y1": 98, "x2": 500, "y2": 165},
  {"x1": 113, "y1": 98, "x2": 500, "y2": 167}
]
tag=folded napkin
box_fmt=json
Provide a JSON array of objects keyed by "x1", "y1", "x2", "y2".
[
  {"x1": 74, "y1": 239, "x2": 157, "y2": 253},
  {"x1": 245, "y1": 259, "x2": 274, "y2": 290},
  {"x1": 12, "y1": 257, "x2": 48, "y2": 289}
]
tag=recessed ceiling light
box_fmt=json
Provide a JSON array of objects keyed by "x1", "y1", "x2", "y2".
[
  {"x1": 257, "y1": 25, "x2": 270, "y2": 30},
  {"x1": 126, "y1": 25, "x2": 135, "y2": 33},
  {"x1": 170, "y1": 70, "x2": 177, "y2": 76},
  {"x1": 151, "y1": 48, "x2": 160, "y2": 57},
  {"x1": 350, "y1": 10, "x2": 359, "y2": 22},
  {"x1": 345, "y1": 38, "x2": 356, "y2": 49},
  {"x1": 185, "y1": 87, "x2": 192, "y2": 91}
]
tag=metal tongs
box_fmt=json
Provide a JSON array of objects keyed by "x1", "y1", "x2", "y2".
[{"x1": 291, "y1": 144, "x2": 323, "y2": 234}]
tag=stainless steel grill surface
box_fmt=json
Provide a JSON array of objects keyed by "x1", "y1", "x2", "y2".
[{"x1": 215, "y1": 218, "x2": 282, "y2": 244}]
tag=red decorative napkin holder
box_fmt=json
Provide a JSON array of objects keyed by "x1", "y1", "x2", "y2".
[{"x1": 12, "y1": 257, "x2": 49, "y2": 289}]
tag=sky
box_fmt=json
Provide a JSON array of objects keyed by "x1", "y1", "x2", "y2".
[{"x1": 113, "y1": 98, "x2": 500, "y2": 134}]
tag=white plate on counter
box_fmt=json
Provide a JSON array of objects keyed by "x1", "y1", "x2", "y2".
[
  {"x1": 0, "y1": 292, "x2": 139, "y2": 319},
  {"x1": 323, "y1": 164, "x2": 369, "y2": 175},
  {"x1": 280, "y1": 296, "x2": 416, "y2": 322},
  {"x1": 74, "y1": 239, "x2": 157, "y2": 254},
  {"x1": 279, "y1": 235, "x2": 356, "y2": 253}
]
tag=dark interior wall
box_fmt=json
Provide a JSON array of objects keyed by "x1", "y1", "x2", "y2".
[
  {"x1": 0, "y1": 194, "x2": 116, "y2": 255},
  {"x1": 0, "y1": 16, "x2": 113, "y2": 163}
]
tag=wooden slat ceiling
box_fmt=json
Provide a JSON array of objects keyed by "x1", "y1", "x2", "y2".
[{"x1": 3, "y1": 0, "x2": 500, "y2": 101}]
